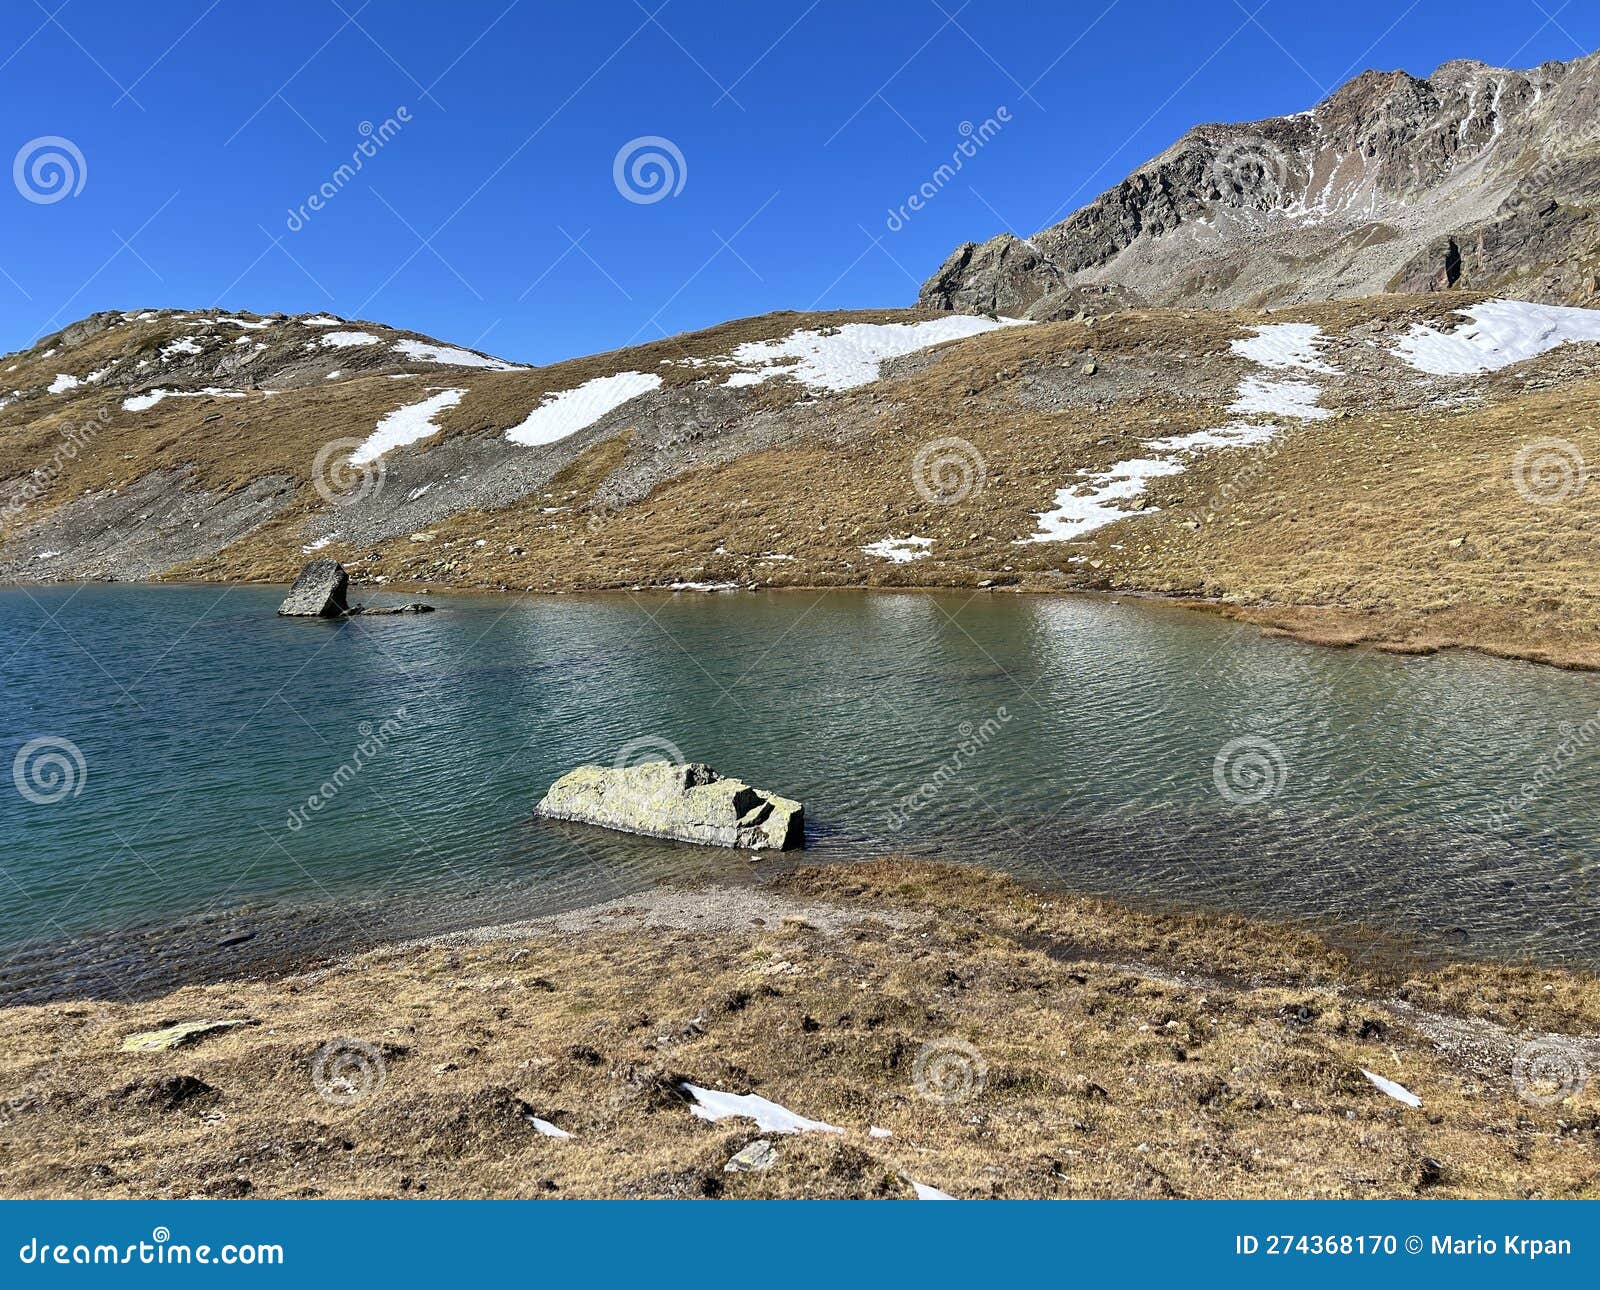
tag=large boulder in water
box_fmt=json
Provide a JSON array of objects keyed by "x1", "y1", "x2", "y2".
[
  {"x1": 278, "y1": 560, "x2": 349, "y2": 617},
  {"x1": 536, "y1": 762, "x2": 803, "y2": 850}
]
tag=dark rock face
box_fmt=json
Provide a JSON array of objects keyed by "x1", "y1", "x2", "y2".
[
  {"x1": 277, "y1": 561, "x2": 349, "y2": 617},
  {"x1": 920, "y1": 51, "x2": 1600, "y2": 314}
]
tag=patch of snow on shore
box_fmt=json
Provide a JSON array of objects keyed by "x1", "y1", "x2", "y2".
[
  {"x1": 321, "y1": 330, "x2": 379, "y2": 348},
  {"x1": 679, "y1": 1083, "x2": 844, "y2": 1134},
  {"x1": 862, "y1": 535, "x2": 934, "y2": 563},
  {"x1": 1392, "y1": 299, "x2": 1600, "y2": 375},
  {"x1": 722, "y1": 316, "x2": 1027, "y2": 392},
  {"x1": 394, "y1": 338, "x2": 524, "y2": 371},
  {"x1": 1027, "y1": 458, "x2": 1185, "y2": 543},
  {"x1": 350, "y1": 388, "x2": 466, "y2": 464},
  {"x1": 506, "y1": 370, "x2": 662, "y2": 446},
  {"x1": 912, "y1": 1181, "x2": 956, "y2": 1199}
]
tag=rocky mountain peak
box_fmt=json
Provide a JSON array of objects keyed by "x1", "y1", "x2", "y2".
[{"x1": 920, "y1": 48, "x2": 1600, "y2": 316}]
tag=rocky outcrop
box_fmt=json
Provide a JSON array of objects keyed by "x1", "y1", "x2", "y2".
[
  {"x1": 920, "y1": 51, "x2": 1600, "y2": 313},
  {"x1": 277, "y1": 560, "x2": 349, "y2": 617},
  {"x1": 536, "y1": 761, "x2": 803, "y2": 850}
]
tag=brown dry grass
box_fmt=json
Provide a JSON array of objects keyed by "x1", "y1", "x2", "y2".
[{"x1": 2, "y1": 861, "x2": 1595, "y2": 1200}]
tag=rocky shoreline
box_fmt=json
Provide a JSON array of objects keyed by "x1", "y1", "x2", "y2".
[{"x1": 2, "y1": 860, "x2": 1596, "y2": 1200}]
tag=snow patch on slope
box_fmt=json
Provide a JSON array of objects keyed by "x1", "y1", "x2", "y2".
[
  {"x1": 121, "y1": 387, "x2": 246, "y2": 411},
  {"x1": 1392, "y1": 299, "x2": 1600, "y2": 375},
  {"x1": 678, "y1": 1083, "x2": 843, "y2": 1134},
  {"x1": 1027, "y1": 322, "x2": 1337, "y2": 543},
  {"x1": 321, "y1": 330, "x2": 379, "y2": 348},
  {"x1": 506, "y1": 371, "x2": 662, "y2": 447},
  {"x1": 862, "y1": 535, "x2": 934, "y2": 563},
  {"x1": 351, "y1": 388, "x2": 466, "y2": 464},
  {"x1": 722, "y1": 317, "x2": 1027, "y2": 392},
  {"x1": 394, "y1": 338, "x2": 524, "y2": 371}
]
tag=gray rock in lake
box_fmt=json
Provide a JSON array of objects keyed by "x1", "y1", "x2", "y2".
[
  {"x1": 278, "y1": 560, "x2": 349, "y2": 617},
  {"x1": 536, "y1": 761, "x2": 803, "y2": 850}
]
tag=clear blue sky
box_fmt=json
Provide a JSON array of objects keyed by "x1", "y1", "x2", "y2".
[{"x1": 1, "y1": 0, "x2": 1595, "y2": 365}]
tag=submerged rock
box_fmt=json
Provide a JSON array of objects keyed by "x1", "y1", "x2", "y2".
[
  {"x1": 278, "y1": 560, "x2": 349, "y2": 617},
  {"x1": 536, "y1": 762, "x2": 803, "y2": 850},
  {"x1": 351, "y1": 602, "x2": 435, "y2": 616}
]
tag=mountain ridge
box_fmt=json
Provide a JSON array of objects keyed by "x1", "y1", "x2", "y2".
[{"x1": 920, "y1": 49, "x2": 1600, "y2": 317}]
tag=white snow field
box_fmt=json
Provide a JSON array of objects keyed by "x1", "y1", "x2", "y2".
[
  {"x1": 393, "y1": 338, "x2": 524, "y2": 371},
  {"x1": 505, "y1": 370, "x2": 662, "y2": 447},
  {"x1": 1392, "y1": 299, "x2": 1600, "y2": 375},
  {"x1": 722, "y1": 316, "x2": 1026, "y2": 393},
  {"x1": 350, "y1": 388, "x2": 466, "y2": 464}
]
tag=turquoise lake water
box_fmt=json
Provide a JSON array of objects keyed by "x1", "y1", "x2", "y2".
[{"x1": 2, "y1": 583, "x2": 1598, "y2": 1000}]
